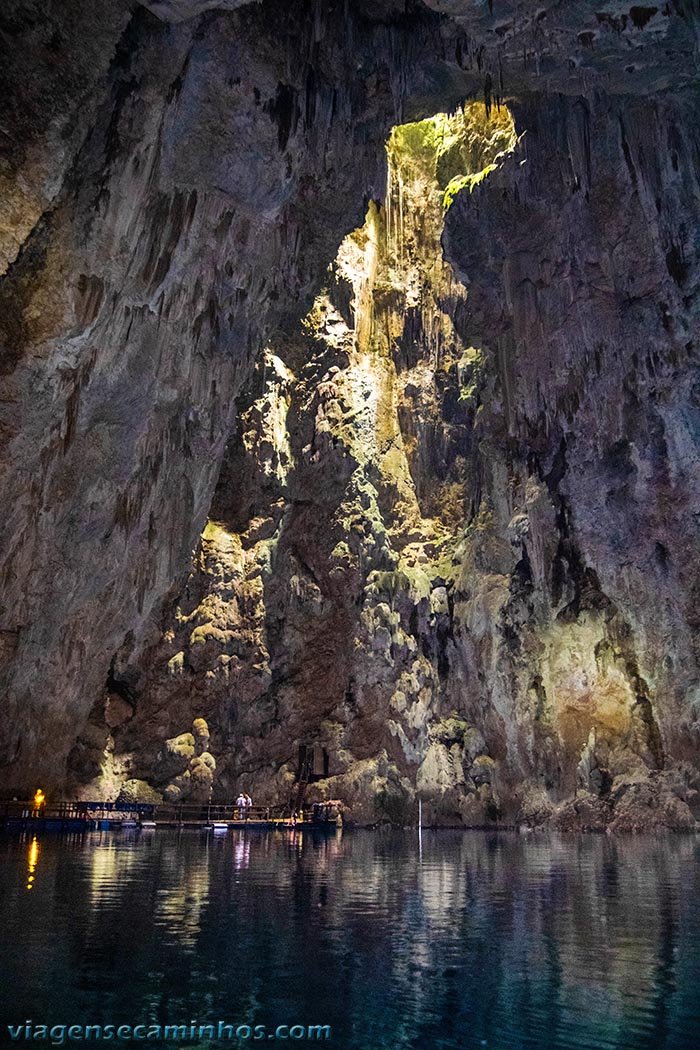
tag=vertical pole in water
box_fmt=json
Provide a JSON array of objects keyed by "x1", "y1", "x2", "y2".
[{"x1": 418, "y1": 797, "x2": 423, "y2": 862}]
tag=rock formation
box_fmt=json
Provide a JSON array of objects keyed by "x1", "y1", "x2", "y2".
[
  {"x1": 0, "y1": 0, "x2": 450, "y2": 791},
  {"x1": 1, "y1": 0, "x2": 699, "y2": 829}
]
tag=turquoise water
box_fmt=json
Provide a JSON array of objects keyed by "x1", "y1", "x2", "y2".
[{"x1": 1, "y1": 829, "x2": 699, "y2": 1049}]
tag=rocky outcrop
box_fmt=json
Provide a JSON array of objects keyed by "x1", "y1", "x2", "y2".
[{"x1": 2, "y1": 1, "x2": 700, "y2": 826}]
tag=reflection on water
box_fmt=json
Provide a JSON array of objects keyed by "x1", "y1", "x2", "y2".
[
  {"x1": 1, "y1": 829, "x2": 700, "y2": 1049},
  {"x1": 25, "y1": 836, "x2": 39, "y2": 892}
]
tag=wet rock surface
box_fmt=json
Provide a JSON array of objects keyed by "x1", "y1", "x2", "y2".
[{"x1": 1, "y1": 1, "x2": 699, "y2": 828}]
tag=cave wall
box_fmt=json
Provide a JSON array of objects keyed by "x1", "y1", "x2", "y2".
[
  {"x1": 83, "y1": 90, "x2": 700, "y2": 830},
  {"x1": 0, "y1": 0, "x2": 454, "y2": 792},
  {"x1": 442, "y1": 88, "x2": 700, "y2": 828},
  {"x1": 70, "y1": 102, "x2": 517, "y2": 817},
  {"x1": 1, "y1": 0, "x2": 699, "y2": 821}
]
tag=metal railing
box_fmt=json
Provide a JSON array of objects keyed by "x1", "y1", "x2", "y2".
[
  {"x1": 0, "y1": 800, "x2": 140, "y2": 821},
  {"x1": 151, "y1": 803, "x2": 281, "y2": 824},
  {"x1": 0, "y1": 800, "x2": 287, "y2": 825}
]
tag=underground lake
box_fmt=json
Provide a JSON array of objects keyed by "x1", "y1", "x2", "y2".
[{"x1": 2, "y1": 829, "x2": 700, "y2": 1049}]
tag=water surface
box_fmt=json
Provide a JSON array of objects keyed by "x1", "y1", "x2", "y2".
[{"x1": 1, "y1": 829, "x2": 699, "y2": 1049}]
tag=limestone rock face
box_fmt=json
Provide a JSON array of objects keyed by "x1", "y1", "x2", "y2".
[
  {"x1": 441, "y1": 90, "x2": 700, "y2": 828},
  {"x1": 0, "y1": 0, "x2": 451, "y2": 792},
  {"x1": 84, "y1": 90, "x2": 700, "y2": 830},
  {"x1": 117, "y1": 778, "x2": 163, "y2": 805},
  {"x1": 78, "y1": 102, "x2": 514, "y2": 823},
  {"x1": 1, "y1": 0, "x2": 700, "y2": 827},
  {"x1": 139, "y1": 0, "x2": 254, "y2": 23}
]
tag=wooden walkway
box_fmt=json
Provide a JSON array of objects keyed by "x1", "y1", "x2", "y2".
[{"x1": 0, "y1": 800, "x2": 337, "y2": 832}]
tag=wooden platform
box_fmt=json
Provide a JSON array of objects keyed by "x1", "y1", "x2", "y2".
[
  {"x1": 153, "y1": 819, "x2": 322, "y2": 830},
  {"x1": 0, "y1": 801, "x2": 339, "y2": 833}
]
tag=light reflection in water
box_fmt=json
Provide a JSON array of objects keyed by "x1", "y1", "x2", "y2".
[
  {"x1": 0, "y1": 830, "x2": 699, "y2": 1050},
  {"x1": 88, "y1": 838, "x2": 141, "y2": 906},
  {"x1": 25, "y1": 836, "x2": 39, "y2": 891},
  {"x1": 153, "y1": 841, "x2": 210, "y2": 951},
  {"x1": 234, "y1": 835, "x2": 251, "y2": 870}
]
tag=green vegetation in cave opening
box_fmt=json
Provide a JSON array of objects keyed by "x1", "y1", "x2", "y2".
[
  {"x1": 323, "y1": 99, "x2": 519, "y2": 361},
  {"x1": 385, "y1": 100, "x2": 518, "y2": 213}
]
